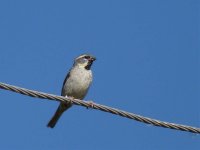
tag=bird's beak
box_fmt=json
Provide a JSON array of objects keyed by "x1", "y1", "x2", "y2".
[{"x1": 90, "y1": 56, "x2": 96, "y2": 61}]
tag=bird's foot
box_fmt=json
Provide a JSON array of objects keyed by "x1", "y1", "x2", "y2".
[
  {"x1": 65, "y1": 96, "x2": 74, "y2": 105},
  {"x1": 87, "y1": 100, "x2": 94, "y2": 109}
]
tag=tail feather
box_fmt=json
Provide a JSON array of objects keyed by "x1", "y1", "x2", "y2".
[{"x1": 47, "y1": 103, "x2": 72, "y2": 128}]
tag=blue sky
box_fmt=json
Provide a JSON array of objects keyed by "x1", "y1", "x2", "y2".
[{"x1": 0, "y1": 0, "x2": 199, "y2": 149}]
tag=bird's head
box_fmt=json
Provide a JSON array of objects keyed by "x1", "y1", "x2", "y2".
[{"x1": 74, "y1": 54, "x2": 96, "y2": 70}]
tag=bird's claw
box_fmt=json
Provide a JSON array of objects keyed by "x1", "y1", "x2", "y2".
[
  {"x1": 87, "y1": 100, "x2": 94, "y2": 109},
  {"x1": 65, "y1": 96, "x2": 74, "y2": 105}
]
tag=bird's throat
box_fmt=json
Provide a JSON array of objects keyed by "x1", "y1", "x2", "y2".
[{"x1": 85, "y1": 61, "x2": 93, "y2": 70}]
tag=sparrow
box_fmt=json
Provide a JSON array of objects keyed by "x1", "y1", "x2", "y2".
[{"x1": 47, "y1": 54, "x2": 96, "y2": 128}]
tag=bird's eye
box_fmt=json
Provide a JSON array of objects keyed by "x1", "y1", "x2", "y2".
[{"x1": 84, "y1": 56, "x2": 90, "y2": 59}]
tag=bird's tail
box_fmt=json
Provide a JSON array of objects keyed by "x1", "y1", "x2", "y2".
[{"x1": 47, "y1": 103, "x2": 72, "y2": 128}]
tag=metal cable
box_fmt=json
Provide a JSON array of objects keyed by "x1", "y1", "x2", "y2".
[{"x1": 0, "y1": 82, "x2": 199, "y2": 134}]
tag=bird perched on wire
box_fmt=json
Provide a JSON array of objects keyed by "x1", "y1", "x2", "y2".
[{"x1": 47, "y1": 54, "x2": 96, "y2": 128}]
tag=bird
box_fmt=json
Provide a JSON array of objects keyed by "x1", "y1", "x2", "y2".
[{"x1": 47, "y1": 54, "x2": 96, "y2": 128}]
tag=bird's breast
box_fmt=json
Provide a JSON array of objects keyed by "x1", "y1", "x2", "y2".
[{"x1": 63, "y1": 67, "x2": 93, "y2": 99}]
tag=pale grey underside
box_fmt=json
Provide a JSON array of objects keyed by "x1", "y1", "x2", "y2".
[{"x1": 62, "y1": 66, "x2": 92, "y2": 99}]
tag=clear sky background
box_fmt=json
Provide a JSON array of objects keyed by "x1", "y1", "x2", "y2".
[{"x1": 0, "y1": 0, "x2": 199, "y2": 150}]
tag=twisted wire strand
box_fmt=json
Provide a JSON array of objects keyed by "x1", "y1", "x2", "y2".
[{"x1": 0, "y1": 82, "x2": 199, "y2": 134}]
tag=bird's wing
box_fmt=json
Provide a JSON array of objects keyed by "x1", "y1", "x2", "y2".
[{"x1": 61, "y1": 70, "x2": 71, "y2": 96}]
